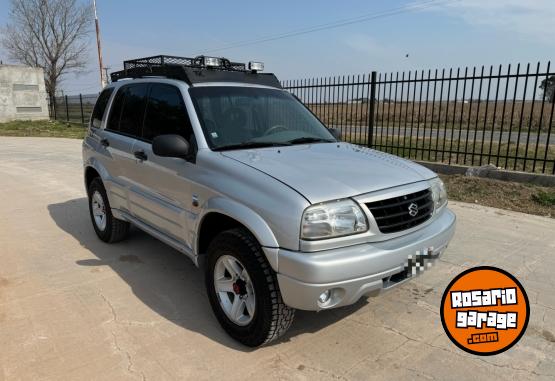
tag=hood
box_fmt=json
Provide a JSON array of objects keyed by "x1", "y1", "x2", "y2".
[{"x1": 222, "y1": 143, "x2": 436, "y2": 204}]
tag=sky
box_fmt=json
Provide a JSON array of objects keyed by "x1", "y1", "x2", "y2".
[{"x1": 0, "y1": 0, "x2": 554, "y2": 95}]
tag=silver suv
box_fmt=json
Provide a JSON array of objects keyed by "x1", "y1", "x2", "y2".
[{"x1": 83, "y1": 55, "x2": 456, "y2": 347}]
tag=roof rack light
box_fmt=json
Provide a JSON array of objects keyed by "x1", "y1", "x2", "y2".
[
  {"x1": 202, "y1": 56, "x2": 222, "y2": 67},
  {"x1": 248, "y1": 61, "x2": 264, "y2": 72}
]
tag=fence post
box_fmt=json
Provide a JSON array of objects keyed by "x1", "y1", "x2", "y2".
[
  {"x1": 52, "y1": 96, "x2": 57, "y2": 120},
  {"x1": 65, "y1": 95, "x2": 69, "y2": 122},
  {"x1": 79, "y1": 94, "x2": 85, "y2": 126},
  {"x1": 367, "y1": 71, "x2": 377, "y2": 148}
]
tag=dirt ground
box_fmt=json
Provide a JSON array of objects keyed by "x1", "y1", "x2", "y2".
[{"x1": 440, "y1": 174, "x2": 555, "y2": 218}]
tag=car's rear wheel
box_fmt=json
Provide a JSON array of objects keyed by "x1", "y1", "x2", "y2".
[
  {"x1": 205, "y1": 228, "x2": 295, "y2": 347},
  {"x1": 87, "y1": 177, "x2": 129, "y2": 243}
]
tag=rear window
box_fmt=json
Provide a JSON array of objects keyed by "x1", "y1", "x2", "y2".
[
  {"x1": 119, "y1": 84, "x2": 148, "y2": 137},
  {"x1": 106, "y1": 84, "x2": 148, "y2": 137},
  {"x1": 90, "y1": 88, "x2": 114, "y2": 128},
  {"x1": 106, "y1": 88, "x2": 125, "y2": 132}
]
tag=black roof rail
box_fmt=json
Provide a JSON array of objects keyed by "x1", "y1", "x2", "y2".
[{"x1": 110, "y1": 55, "x2": 282, "y2": 88}]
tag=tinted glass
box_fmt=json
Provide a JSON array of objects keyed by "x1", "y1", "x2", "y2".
[
  {"x1": 91, "y1": 88, "x2": 114, "y2": 128},
  {"x1": 119, "y1": 84, "x2": 148, "y2": 137},
  {"x1": 142, "y1": 84, "x2": 194, "y2": 142},
  {"x1": 189, "y1": 87, "x2": 335, "y2": 149},
  {"x1": 106, "y1": 88, "x2": 125, "y2": 132}
]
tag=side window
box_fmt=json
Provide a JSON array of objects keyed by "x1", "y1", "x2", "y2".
[
  {"x1": 106, "y1": 88, "x2": 125, "y2": 132},
  {"x1": 142, "y1": 84, "x2": 194, "y2": 142},
  {"x1": 119, "y1": 84, "x2": 148, "y2": 137},
  {"x1": 90, "y1": 88, "x2": 114, "y2": 128}
]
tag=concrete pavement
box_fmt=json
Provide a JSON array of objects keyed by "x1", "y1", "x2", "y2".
[{"x1": 1, "y1": 137, "x2": 554, "y2": 380}]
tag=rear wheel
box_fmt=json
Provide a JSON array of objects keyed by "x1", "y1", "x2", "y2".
[
  {"x1": 87, "y1": 177, "x2": 129, "y2": 243},
  {"x1": 205, "y1": 228, "x2": 295, "y2": 347}
]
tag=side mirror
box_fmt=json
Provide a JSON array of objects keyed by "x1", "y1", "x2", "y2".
[
  {"x1": 152, "y1": 134, "x2": 190, "y2": 158},
  {"x1": 329, "y1": 128, "x2": 342, "y2": 141}
]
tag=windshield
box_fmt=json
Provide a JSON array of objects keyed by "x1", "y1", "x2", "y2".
[{"x1": 189, "y1": 87, "x2": 336, "y2": 150}]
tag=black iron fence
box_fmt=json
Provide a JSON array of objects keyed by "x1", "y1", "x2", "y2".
[
  {"x1": 49, "y1": 93, "x2": 98, "y2": 125},
  {"x1": 283, "y1": 62, "x2": 555, "y2": 174},
  {"x1": 49, "y1": 61, "x2": 555, "y2": 174}
]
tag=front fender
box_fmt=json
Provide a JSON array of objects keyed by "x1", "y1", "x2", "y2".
[{"x1": 195, "y1": 196, "x2": 280, "y2": 269}]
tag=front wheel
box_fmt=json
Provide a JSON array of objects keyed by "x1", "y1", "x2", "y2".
[{"x1": 205, "y1": 228, "x2": 295, "y2": 347}]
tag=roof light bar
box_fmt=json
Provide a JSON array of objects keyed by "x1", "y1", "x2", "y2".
[{"x1": 248, "y1": 61, "x2": 264, "y2": 72}]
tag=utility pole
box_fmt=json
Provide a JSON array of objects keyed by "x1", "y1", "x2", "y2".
[{"x1": 93, "y1": 0, "x2": 106, "y2": 88}]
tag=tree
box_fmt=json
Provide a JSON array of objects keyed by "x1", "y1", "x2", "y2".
[
  {"x1": 539, "y1": 75, "x2": 555, "y2": 104},
  {"x1": 1, "y1": 0, "x2": 92, "y2": 97}
]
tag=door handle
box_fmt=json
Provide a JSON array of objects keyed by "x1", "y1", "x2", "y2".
[
  {"x1": 134, "y1": 150, "x2": 148, "y2": 161},
  {"x1": 100, "y1": 138, "x2": 109, "y2": 147}
]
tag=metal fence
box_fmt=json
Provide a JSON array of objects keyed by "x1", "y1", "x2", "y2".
[
  {"x1": 283, "y1": 62, "x2": 555, "y2": 174},
  {"x1": 50, "y1": 61, "x2": 555, "y2": 174},
  {"x1": 49, "y1": 93, "x2": 98, "y2": 125}
]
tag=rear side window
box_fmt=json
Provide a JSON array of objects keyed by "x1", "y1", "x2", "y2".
[
  {"x1": 106, "y1": 84, "x2": 148, "y2": 136},
  {"x1": 90, "y1": 88, "x2": 114, "y2": 128},
  {"x1": 106, "y1": 88, "x2": 125, "y2": 132},
  {"x1": 142, "y1": 84, "x2": 194, "y2": 142},
  {"x1": 119, "y1": 84, "x2": 148, "y2": 137}
]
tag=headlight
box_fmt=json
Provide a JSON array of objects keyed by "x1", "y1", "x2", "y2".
[
  {"x1": 301, "y1": 199, "x2": 368, "y2": 240},
  {"x1": 429, "y1": 177, "x2": 448, "y2": 212}
]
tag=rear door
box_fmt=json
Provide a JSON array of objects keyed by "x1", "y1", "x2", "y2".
[
  {"x1": 99, "y1": 84, "x2": 148, "y2": 213},
  {"x1": 128, "y1": 83, "x2": 197, "y2": 248}
]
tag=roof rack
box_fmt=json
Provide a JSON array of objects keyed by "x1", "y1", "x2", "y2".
[
  {"x1": 110, "y1": 55, "x2": 282, "y2": 88},
  {"x1": 122, "y1": 55, "x2": 247, "y2": 72}
]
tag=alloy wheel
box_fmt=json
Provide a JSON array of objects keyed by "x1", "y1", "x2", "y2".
[
  {"x1": 91, "y1": 190, "x2": 107, "y2": 231},
  {"x1": 213, "y1": 255, "x2": 256, "y2": 326}
]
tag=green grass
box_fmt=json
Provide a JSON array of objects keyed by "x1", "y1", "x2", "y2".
[
  {"x1": 0, "y1": 120, "x2": 86, "y2": 139},
  {"x1": 532, "y1": 191, "x2": 555, "y2": 206}
]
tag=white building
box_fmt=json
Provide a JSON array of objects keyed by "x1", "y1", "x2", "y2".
[{"x1": 0, "y1": 64, "x2": 49, "y2": 122}]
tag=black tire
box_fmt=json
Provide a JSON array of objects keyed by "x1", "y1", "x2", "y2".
[
  {"x1": 205, "y1": 228, "x2": 295, "y2": 347},
  {"x1": 87, "y1": 177, "x2": 129, "y2": 243}
]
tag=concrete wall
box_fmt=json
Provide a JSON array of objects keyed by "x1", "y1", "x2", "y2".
[{"x1": 0, "y1": 64, "x2": 49, "y2": 122}]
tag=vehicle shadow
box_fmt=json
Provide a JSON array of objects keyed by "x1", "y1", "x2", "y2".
[{"x1": 47, "y1": 198, "x2": 368, "y2": 351}]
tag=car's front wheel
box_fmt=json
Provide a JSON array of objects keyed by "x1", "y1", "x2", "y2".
[{"x1": 205, "y1": 228, "x2": 295, "y2": 347}]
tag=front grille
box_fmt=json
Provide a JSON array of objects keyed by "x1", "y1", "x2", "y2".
[{"x1": 365, "y1": 189, "x2": 433, "y2": 234}]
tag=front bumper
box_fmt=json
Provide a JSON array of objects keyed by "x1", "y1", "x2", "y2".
[{"x1": 276, "y1": 208, "x2": 456, "y2": 311}]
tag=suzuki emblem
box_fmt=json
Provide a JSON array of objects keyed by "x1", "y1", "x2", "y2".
[{"x1": 408, "y1": 203, "x2": 419, "y2": 217}]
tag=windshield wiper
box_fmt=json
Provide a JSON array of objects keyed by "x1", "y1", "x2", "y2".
[
  {"x1": 213, "y1": 141, "x2": 291, "y2": 151},
  {"x1": 286, "y1": 137, "x2": 336, "y2": 145}
]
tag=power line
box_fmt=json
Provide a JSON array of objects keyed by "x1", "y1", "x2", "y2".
[{"x1": 199, "y1": 0, "x2": 459, "y2": 54}]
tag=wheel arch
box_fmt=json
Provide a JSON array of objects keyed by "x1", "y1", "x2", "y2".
[
  {"x1": 83, "y1": 157, "x2": 111, "y2": 189},
  {"x1": 85, "y1": 166, "x2": 101, "y2": 190},
  {"x1": 196, "y1": 198, "x2": 280, "y2": 270}
]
